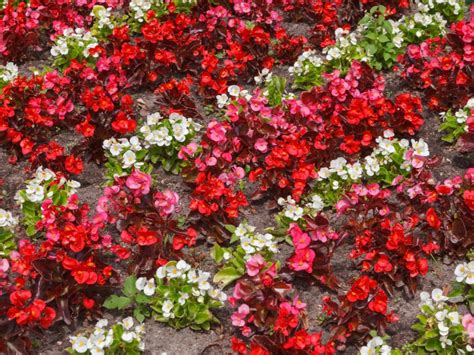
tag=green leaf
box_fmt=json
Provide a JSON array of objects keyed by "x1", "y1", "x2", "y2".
[
  {"x1": 195, "y1": 310, "x2": 211, "y2": 324},
  {"x1": 103, "y1": 295, "x2": 132, "y2": 310},
  {"x1": 211, "y1": 244, "x2": 224, "y2": 263},
  {"x1": 425, "y1": 338, "x2": 441, "y2": 352},
  {"x1": 123, "y1": 275, "x2": 137, "y2": 297},
  {"x1": 134, "y1": 308, "x2": 145, "y2": 323},
  {"x1": 213, "y1": 267, "x2": 243, "y2": 287},
  {"x1": 224, "y1": 224, "x2": 236, "y2": 233}
]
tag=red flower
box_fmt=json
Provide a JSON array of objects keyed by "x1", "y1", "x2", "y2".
[
  {"x1": 426, "y1": 208, "x2": 441, "y2": 229},
  {"x1": 368, "y1": 290, "x2": 388, "y2": 314},
  {"x1": 374, "y1": 255, "x2": 393, "y2": 273},
  {"x1": 65, "y1": 155, "x2": 84, "y2": 175},
  {"x1": 463, "y1": 190, "x2": 474, "y2": 211}
]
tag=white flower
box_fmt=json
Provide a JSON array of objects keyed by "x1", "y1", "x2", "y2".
[
  {"x1": 438, "y1": 322, "x2": 450, "y2": 337},
  {"x1": 135, "y1": 277, "x2": 147, "y2": 291},
  {"x1": 455, "y1": 263, "x2": 468, "y2": 282},
  {"x1": 71, "y1": 336, "x2": 89, "y2": 353},
  {"x1": 162, "y1": 300, "x2": 174, "y2": 318},
  {"x1": 166, "y1": 264, "x2": 182, "y2": 278},
  {"x1": 435, "y1": 309, "x2": 448, "y2": 321},
  {"x1": 411, "y1": 139, "x2": 430, "y2": 157},
  {"x1": 122, "y1": 150, "x2": 137, "y2": 168},
  {"x1": 122, "y1": 331, "x2": 136, "y2": 343},
  {"x1": 187, "y1": 269, "x2": 199, "y2": 283},
  {"x1": 109, "y1": 143, "x2": 123, "y2": 156},
  {"x1": 216, "y1": 94, "x2": 229, "y2": 108},
  {"x1": 156, "y1": 266, "x2": 167, "y2": 279},
  {"x1": 178, "y1": 292, "x2": 189, "y2": 305},
  {"x1": 90, "y1": 347, "x2": 105, "y2": 355},
  {"x1": 143, "y1": 278, "x2": 155, "y2": 296},
  {"x1": 347, "y1": 162, "x2": 363, "y2": 180},
  {"x1": 122, "y1": 317, "x2": 134, "y2": 330},
  {"x1": 96, "y1": 319, "x2": 108, "y2": 329},
  {"x1": 176, "y1": 260, "x2": 191, "y2": 272},
  {"x1": 284, "y1": 204, "x2": 304, "y2": 221},
  {"x1": 317, "y1": 167, "x2": 331, "y2": 179},
  {"x1": 147, "y1": 112, "x2": 162, "y2": 125},
  {"x1": 228, "y1": 85, "x2": 241, "y2": 97},
  {"x1": 447, "y1": 311, "x2": 460, "y2": 325},
  {"x1": 326, "y1": 47, "x2": 341, "y2": 60},
  {"x1": 172, "y1": 121, "x2": 189, "y2": 142},
  {"x1": 431, "y1": 288, "x2": 448, "y2": 303}
]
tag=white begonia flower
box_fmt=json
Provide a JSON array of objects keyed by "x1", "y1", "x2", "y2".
[
  {"x1": 172, "y1": 121, "x2": 189, "y2": 142},
  {"x1": 317, "y1": 167, "x2": 331, "y2": 179},
  {"x1": 122, "y1": 316, "x2": 134, "y2": 330},
  {"x1": 176, "y1": 260, "x2": 191, "y2": 272},
  {"x1": 306, "y1": 194, "x2": 324, "y2": 211},
  {"x1": 26, "y1": 183, "x2": 45, "y2": 202},
  {"x1": 162, "y1": 300, "x2": 174, "y2": 317},
  {"x1": 71, "y1": 336, "x2": 89, "y2": 353},
  {"x1": 411, "y1": 139, "x2": 430, "y2": 156},
  {"x1": 455, "y1": 263, "x2": 468, "y2": 282},
  {"x1": 380, "y1": 345, "x2": 392, "y2": 355},
  {"x1": 448, "y1": 311, "x2": 460, "y2": 324},
  {"x1": 435, "y1": 309, "x2": 448, "y2": 321},
  {"x1": 152, "y1": 126, "x2": 173, "y2": 146},
  {"x1": 326, "y1": 47, "x2": 341, "y2": 60},
  {"x1": 129, "y1": 136, "x2": 142, "y2": 151},
  {"x1": 143, "y1": 278, "x2": 156, "y2": 296},
  {"x1": 223, "y1": 252, "x2": 231, "y2": 260},
  {"x1": 284, "y1": 204, "x2": 304, "y2": 221},
  {"x1": 147, "y1": 112, "x2": 162, "y2": 125},
  {"x1": 465, "y1": 261, "x2": 474, "y2": 285},
  {"x1": 438, "y1": 322, "x2": 449, "y2": 336},
  {"x1": 166, "y1": 264, "x2": 182, "y2": 278},
  {"x1": 122, "y1": 150, "x2": 137, "y2": 168},
  {"x1": 216, "y1": 94, "x2": 229, "y2": 108},
  {"x1": 347, "y1": 162, "x2": 363, "y2": 180},
  {"x1": 431, "y1": 288, "x2": 448, "y2": 303},
  {"x1": 96, "y1": 319, "x2": 108, "y2": 328},
  {"x1": 228, "y1": 85, "x2": 241, "y2": 97},
  {"x1": 187, "y1": 269, "x2": 199, "y2": 283},
  {"x1": 135, "y1": 276, "x2": 147, "y2": 291},
  {"x1": 90, "y1": 347, "x2": 105, "y2": 355},
  {"x1": 178, "y1": 292, "x2": 189, "y2": 305},
  {"x1": 156, "y1": 266, "x2": 167, "y2": 279},
  {"x1": 121, "y1": 331, "x2": 136, "y2": 343},
  {"x1": 109, "y1": 142, "x2": 123, "y2": 156}
]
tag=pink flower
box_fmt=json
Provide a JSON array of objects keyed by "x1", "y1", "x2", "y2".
[
  {"x1": 178, "y1": 142, "x2": 198, "y2": 160},
  {"x1": 407, "y1": 44, "x2": 422, "y2": 59},
  {"x1": 207, "y1": 121, "x2": 227, "y2": 143},
  {"x1": 367, "y1": 183, "x2": 380, "y2": 196},
  {"x1": 154, "y1": 190, "x2": 179, "y2": 216},
  {"x1": 254, "y1": 138, "x2": 268, "y2": 153},
  {"x1": 246, "y1": 254, "x2": 265, "y2": 277},
  {"x1": 288, "y1": 248, "x2": 315, "y2": 273},
  {"x1": 289, "y1": 224, "x2": 310, "y2": 250},
  {"x1": 126, "y1": 170, "x2": 151, "y2": 196},
  {"x1": 0, "y1": 259, "x2": 9, "y2": 273},
  {"x1": 336, "y1": 198, "x2": 352, "y2": 215},
  {"x1": 462, "y1": 314, "x2": 474, "y2": 341},
  {"x1": 231, "y1": 304, "x2": 250, "y2": 327}
]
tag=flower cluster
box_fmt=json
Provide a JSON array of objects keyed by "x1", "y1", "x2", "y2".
[
  {"x1": 15, "y1": 167, "x2": 80, "y2": 236},
  {"x1": 398, "y1": 14, "x2": 473, "y2": 113},
  {"x1": 68, "y1": 317, "x2": 145, "y2": 354},
  {"x1": 96, "y1": 171, "x2": 197, "y2": 272},
  {"x1": 212, "y1": 222, "x2": 278, "y2": 287},
  {"x1": 308, "y1": 131, "x2": 430, "y2": 207},
  {"x1": 106, "y1": 261, "x2": 226, "y2": 330},
  {"x1": 0, "y1": 208, "x2": 18, "y2": 256},
  {"x1": 359, "y1": 333, "x2": 394, "y2": 355},
  {"x1": 51, "y1": 28, "x2": 100, "y2": 68},
  {"x1": 408, "y1": 289, "x2": 470, "y2": 353},
  {"x1": 0, "y1": 62, "x2": 18, "y2": 88},
  {"x1": 440, "y1": 97, "x2": 474, "y2": 146},
  {"x1": 290, "y1": 0, "x2": 463, "y2": 88}
]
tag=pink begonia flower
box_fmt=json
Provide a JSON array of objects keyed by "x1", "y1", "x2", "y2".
[
  {"x1": 178, "y1": 142, "x2": 197, "y2": 160},
  {"x1": 254, "y1": 138, "x2": 268, "y2": 153},
  {"x1": 292, "y1": 296, "x2": 307, "y2": 311},
  {"x1": 462, "y1": 314, "x2": 474, "y2": 340},
  {"x1": 288, "y1": 248, "x2": 315, "y2": 273},
  {"x1": 96, "y1": 196, "x2": 109, "y2": 214},
  {"x1": 219, "y1": 166, "x2": 245, "y2": 186},
  {"x1": 126, "y1": 170, "x2": 151, "y2": 196},
  {"x1": 407, "y1": 44, "x2": 422, "y2": 59},
  {"x1": 101, "y1": 234, "x2": 112, "y2": 248},
  {"x1": 289, "y1": 224, "x2": 310, "y2": 250},
  {"x1": 0, "y1": 259, "x2": 9, "y2": 273},
  {"x1": 207, "y1": 121, "x2": 227, "y2": 143},
  {"x1": 154, "y1": 190, "x2": 179, "y2": 216},
  {"x1": 335, "y1": 198, "x2": 352, "y2": 215},
  {"x1": 246, "y1": 254, "x2": 265, "y2": 277},
  {"x1": 367, "y1": 183, "x2": 380, "y2": 196},
  {"x1": 465, "y1": 168, "x2": 474, "y2": 185},
  {"x1": 231, "y1": 304, "x2": 250, "y2": 327}
]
